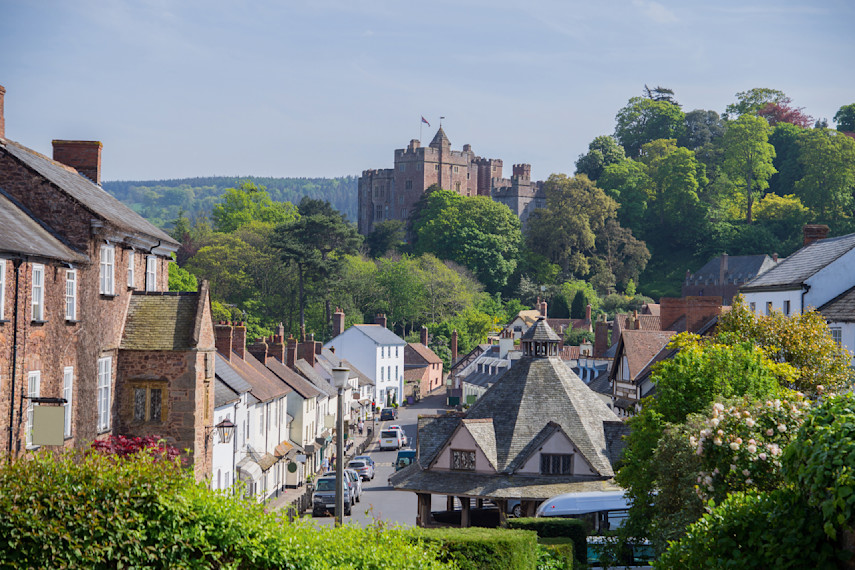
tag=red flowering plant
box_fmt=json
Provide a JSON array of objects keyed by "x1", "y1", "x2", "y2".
[
  {"x1": 689, "y1": 394, "x2": 811, "y2": 504},
  {"x1": 90, "y1": 435, "x2": 185, "y2": 465}
]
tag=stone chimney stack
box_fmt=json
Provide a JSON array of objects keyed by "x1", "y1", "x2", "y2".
[
  {"x1": 594, "y1": 319, "x2": 609, "y2": 358},
  {"x1": 803, "y1": 224, "x2": 830, "y2": 246},
  {"x1": 215, "y1": 322, "x2": 233, "y2": 359},
  {"x1": 269, "y1": 332, "x2": 286, "y2": 363},
  {"x1": 420, "y1": 326, "x2": 429, "y2": 346},
  {"x1": 332, "y1": 308, "x2": 345, "y2": 338},
  {"x1": 772, "y1": 253, "x2": 778, "y2": 263},
  {"x1": 585, "y1": 304, "x2": 592, "y2": 322},
  {"x1": 286, "y1": 336, "x2": 297, "y2": 369},
  {"x1": 375, "y1": 313, "x2": 387, "y2": 328},
  {"x1": 539, "y1": 299, "x2": 548, "y2": 318},
  {"x1": 0, "y1": 85, "x2": 5, "y2": 140},
  {"x1": 52, "y1": 140, "x2": 103, "y2": 185},
  {"x1": 248, "y1": 338, "x2": 268, "y2": 364},
  {"x1": 231, "y1": 322, "x2": 247, "y2": 360},
  {"x1": 451, "y1": 330, "x2": 458, "y2": 364},
  {"x1": 298, "y1": 336, "x2": 317, "y2": 367}
]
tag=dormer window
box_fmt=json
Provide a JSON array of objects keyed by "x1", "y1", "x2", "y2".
[{"x1": 451, "y1": 449, "x2": 476, "y2": 471}]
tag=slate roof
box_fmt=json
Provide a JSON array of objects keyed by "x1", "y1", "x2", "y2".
[
  {"x1": 603, "y1": 422, "x2": 631, "y2": 466},
  {"x1": 588, "y1": 370, "x2": 613, "y2": 396},
  {"x1": 215, "y1": 353, "x2": 253, "y2": 395},
  {"x1": 406, "y1": 342, "x2": 443, "y2": 365},
  {"x1": 687, "y1": 254, "x2": 778, "y2": 284},
  {"x1": 819, "y1": 286, "x2": 855, "y2": 322},
  {"x1": 520, "y1": 317, "x2": 562, "y2": 342},
  {"x1": 416, "y1": 415, "x2": 462, "y2": 468},
  {"x1": 220, "y1": 351, "x2": 292, "y2": 403},
  {"x1": 461, "y1": 419, "x2": 498, "y2": 471},
  {"x1": 215, "y1": 378, "x2": 240, "y2": 407},
  {"x1": 742, "y1": 232, "x2": 855, "y2": 291},
  {"x1": 261, "y1": 356, "x2": 322, "y2": 400},
  {"x1": 429, "y1": 127, "x2": 451, "y2": 149},
  {"x1": 295, "y1": 359, "x2": 335, "y2": 397},
  {"x1": 2, "y1": 140, "x2": 178, "y2": 248},
  {"x1": 350, "y1": 324, "x2": 407, "y2": 346},
  {"x1": 321, "y1": 349, "x2": 374, "y2": 387},
  {"x1": 120, "y1": 291, "x2": 205, "y2": 350},
  {"x1": 0, "y1": 191, "x2": 87, "y2": 263},
  {"x1": 462, "y1": 354, "x2": 622, "y2": 477},
  {"x1": 615, "y1": 330, "x2": 676, "y2": 381}
]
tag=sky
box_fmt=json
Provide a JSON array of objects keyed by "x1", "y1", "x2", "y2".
[{"x1": 1, "y1": 0, "x2": 853, "y2": 182}]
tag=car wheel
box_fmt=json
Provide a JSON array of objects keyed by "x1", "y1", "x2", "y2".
[
  {"x1": 512, "y1": 504, "x2": 522, "y2": 518},
  {"x1": 345, "y1": 503, "x2": 352, "y2": 516}
]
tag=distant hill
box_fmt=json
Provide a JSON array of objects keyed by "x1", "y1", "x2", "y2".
[{"x1": 102, "y1": 176, "x2": 358, "y2": 229}]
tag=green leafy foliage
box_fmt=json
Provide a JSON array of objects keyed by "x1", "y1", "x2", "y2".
[
  {"x1": 835, "y1": 103, "x2": 855, "y2": 132},
  {"x1": 614, "y1": 96, "x2": 686, "y2": 158},
  {"x1": 415, "y1": 527, "x2": 540, "y2": 570},
  {"x1": 508, "y1": 518, "x2": 586, "y2": 565},
  {"x1": 168, "y1": 259, "x2": 199, "y2": 292}
]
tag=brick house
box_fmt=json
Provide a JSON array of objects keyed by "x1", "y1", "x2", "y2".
[
  {"x1": 0, "y1": 85, "x2": 195, "y2": 462},
  {"x1": 404, "y1": 326, "x2": 444, "y2": 398}
]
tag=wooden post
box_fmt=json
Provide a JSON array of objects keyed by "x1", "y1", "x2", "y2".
[
  {"x1": 417, "y1": 493, "x2": 431, "y2": 527},
  {"x1": 460, "y1": 497, "x2": 471, "y2": 527},
  {"x1": 447, "y1": 495, "x2": 455, "y2": 510},
  {"x1": 495, "y1": 499, "x2": 508, "y2": 527}
]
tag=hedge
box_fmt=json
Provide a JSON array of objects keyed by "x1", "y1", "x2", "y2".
[
  {"x1": 415, "y1": 527, "x2": 540, "y2": 570},
  {"x1": 508, "y1": 517, "x2": 587, "y2": 563},
  {"x1": 0, "y1": 451, "x2": 454, "y2": 569}
]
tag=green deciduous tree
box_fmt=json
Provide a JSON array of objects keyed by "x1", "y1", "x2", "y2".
[
  {"x1": 574, "y1": 135, "x2": 626, "y2": 181},
  {"x1": 598, "y1": 159, "x2": 651, "y2": 239},
  {"x1": 679, "y1": 109, "x2": 725, "y2": 150},
  {"x1": 724, "y1": 88, "x2": 788, "y2": 120},
  {"x1": 833, "y1": 103, "x2": 855, "y2": 132},
  {"x1": 614, "y1": 96, "x2": 686, "y2": 158},
  {"x1": 365, "y1": 219, "x2": 406, "y2": 258},
  {"x1": 721, "y1": 114, "x2": 777, "y2": 223},
  {"x1": 212, "y1": 182, "x2": 297, "y2": 233},
  {"x1": 795, "y1": 128, "x2": 855, "y2": 221}
]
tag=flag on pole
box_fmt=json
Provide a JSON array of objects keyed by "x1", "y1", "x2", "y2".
[{"x1": 421, "y1": 116, "x2": 430, "y2": 127}]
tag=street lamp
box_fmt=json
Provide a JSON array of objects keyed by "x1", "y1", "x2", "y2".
[{"x1": 332, "y1": 366, "x2": 350, "y2": 527}]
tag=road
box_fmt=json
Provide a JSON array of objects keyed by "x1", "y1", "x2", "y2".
[{"x1": 307, "y1": 393, "x2": 448, "y2": 527}]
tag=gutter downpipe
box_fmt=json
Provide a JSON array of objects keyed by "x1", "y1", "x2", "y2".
[{"x1": 7, "y1": 258, "x2": 22, "y2": 454}]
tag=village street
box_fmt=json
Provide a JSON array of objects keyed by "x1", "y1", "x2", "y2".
[{"x1": 308, "y1": 394, "x2": 448, "y2": 527}]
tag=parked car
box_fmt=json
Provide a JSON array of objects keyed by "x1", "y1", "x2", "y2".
[
  {"x1": 348, "y1": 459, "x2": 375, "y2": 481},
  {"x1": 324, "y1": 469, "x2": 362, "y2": 502},
  {"x1": 535, "y1": 490, "x2": 630, "y2": 531},
  {"x1": 312, "y1": 476, "x2": 351, "y2": 517},
  {"x1": 388, "y1": 425, "x2": 408, "y2": 446},
  {"x1": 353, "y1": 455, "x2": 375, "y2": 468},
  {"x1": 379, "y1": 429, "x2": 403, "y2": 450},
  {"x1": 395, "y1": 449, "x2": 416, "y2": 471},
  {"x1": 508, "y1": 500, "x2": 523, "y2": 518},
  {"x1": 379, "y1": 407, "x2": 397, "y2": 421}
]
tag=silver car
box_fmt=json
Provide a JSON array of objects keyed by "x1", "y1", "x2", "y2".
[{"x1": 348, "y1": 459, "x2": 375, "y2": 481}]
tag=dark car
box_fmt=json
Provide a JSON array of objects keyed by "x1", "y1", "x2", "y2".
[
  {"x1": 379, "y1": 407, "x2": 397, "y2": 421},
  {"x1": 312, "y1": 476, "x2": 351, "y2": 517}
]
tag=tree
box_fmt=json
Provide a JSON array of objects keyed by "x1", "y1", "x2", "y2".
[
  {"x1": 211, "y1": 182, "x2": 297, "y2": 233},
  {"x1": 757, "y1": 101, "x2": 813, "y2": 128},
  {"x1": 614, "y1": 96, "x2": 686, "y2": 158},
  {"x1": 721, "y1": 114, "x2": 777, "y2": 223},
  {"x1": 795, "y1": 128, "x2": 855, "y2": 221},
  {"x1": 274, "y1": 198, "x2": 362, "y2": 338},
  {"x1": 412, "y1": 191, "x2": 522, "y2": 293},
  {"x1": 365, "y1": 219, "x2": 406, "y2": 258},
  {"x1": 574, "y1": 135, "x2": 626, "y2": 181},
  {"x1": 679, "y1": 109, "x2": 725, "y2": 149},
  {"x1": 570, "y1": 290, "x2": 587, "y2": 319},
  {"x1": 833, "y1": 103, "x2": 855, "y2": 132},
  {"x1": 724, "y1": 88, "x2": 788, "y2": 120},
  {"x1": 753, "y1": 193, "x2": 810, "y2": 224},
  {"x1": 598, "y1": 159, "x2": 651, "y2": 239},
  {"x1": 168, "y1": 261, "x2": 198, "y2": 292},
  {"x1": 596, "y1": 219, "x2": 651, "y2": 289},
  {"x1": 768, "y1": 122, "x2": 806, "y2": 198},
  {"x1": 375, "y1": 256, "x2": 426, "y2": 335}
]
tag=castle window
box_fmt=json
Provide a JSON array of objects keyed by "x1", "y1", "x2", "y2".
[
  {"x1": 451, "y1": 449, "x2": 476, "y2": 470},
  {"x1": 31, "y1": 264, "x2": 44, "y2": 321},
  {"x1": 467, "y1": 173, "x2": 470, "y2": 180},
  {"x1": 417, "y1": 163, "x2": 422, "y2": 171},
  {"x1": 65, "y1": 269, "x2": 77, "y2": 321},
  {"x1": 399, "y1": 164, "x2": 406, "y2": 172},
  {"x1": 375, "y1": 205, "x2": 383, "y2": 220},
  {"x1": 100, "y1": 245, "x2": 115, "y2": 295},
  {"x1": 453, "y1": 166, "x2": 459, "y2": 172},
  {"x1": 133, "y1": 382, "x2": 165, "y2": 422},
  {"x1": 405, "y1": 179, "x2": 413, "y2": 190},
  {"x1": 455, "y1": 182, "x2": 461, "y2": 192},
  {"x1": 435, "y1": 164, "x2": 439, "y2": 171},
  {"x1": 541, "y1": 453, "x2": 572, "y2": 475}
]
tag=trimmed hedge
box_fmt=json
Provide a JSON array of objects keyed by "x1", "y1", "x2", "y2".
[
  {"x1": 415, "y1": 527, "x2": 540, "y2": 570},
  {"x1": 508, "y1": 518, "x2": 587, "y2": 563}
]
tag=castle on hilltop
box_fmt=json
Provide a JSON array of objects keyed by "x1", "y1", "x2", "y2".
[{"x1": 357, "y1": 127, "x2": 545, "y2": 235}]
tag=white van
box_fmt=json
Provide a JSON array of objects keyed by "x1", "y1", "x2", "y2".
[
  {"x1": 535, "y1": 490, "x2": 630, "y2": 531},
  {"x1": 379, "y1": 429, "x2": 403, "y2": 450}
]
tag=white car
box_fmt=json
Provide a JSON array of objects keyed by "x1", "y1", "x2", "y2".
[
  {"x1": 387, "y1": 425, "x2": 408, "y2": 447},
  {"x1": 379, "y1": 429, "x2": 403, "y2": 450}
]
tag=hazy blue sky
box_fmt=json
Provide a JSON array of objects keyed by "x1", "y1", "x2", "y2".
[{"x1": 1, "y1": 0, "x2": 853, "y2": 181}]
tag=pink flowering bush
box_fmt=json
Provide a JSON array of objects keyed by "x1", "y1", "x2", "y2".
[
  {"x1": 689, "y1": 396, "x2": 810, "y2": 503},
  {"x1": 90, "y1": 434, "x2": 185, "y2": 465}
]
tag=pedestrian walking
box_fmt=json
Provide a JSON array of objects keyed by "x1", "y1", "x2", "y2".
[{"x1": 358, "y1": 420, "x2": 364, "y2": 435}]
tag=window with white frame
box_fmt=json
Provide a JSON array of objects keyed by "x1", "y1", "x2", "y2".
[
  {"x1": 784, "y1": 300, "x2": 791, "y2": 316},
  {"x1": 127, "y1": 250, "x2": 135, "y2": 288},
  {"x1": 100, "y1": 245, "x2": 115, "y2": 295},
  {"x1": 97, "y1": 357, "x2": 112, "y2": 432},
  {"x1": 831, "y1": 327, "x2": 843, "y2": 347},
  {"x1": 27, "y1": 370, "x2": 40, "y2": 447},
  {"x1": 65, "y1": 269, "x2": 77, "y2": 320},
  {"x1": 63, "y1": 367, "x2": 73, "y2": 438},
  {"x1": 0, "y1": 259, "x2": 6, "y2": 319},
  {"x1": 145, "y1": 256, "x2": 157, "y2": 292},
  {"x1": 31, "y1": 264, "x2": 44, "y2": 321}
]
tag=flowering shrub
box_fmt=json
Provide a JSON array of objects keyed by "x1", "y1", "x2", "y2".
[
  {"x1": 689, "y1": 396, "x2": 809, "y2": 503},
  {"x1": 90, "y1": 434, "x2": 184, "y2": 464}
]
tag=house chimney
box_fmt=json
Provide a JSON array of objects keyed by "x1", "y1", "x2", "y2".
[
  {"x1": 248, "y1": 338, "x2": 268, "y2": 364},
  {"x1": 772, "y1": 253, "x2": 778, "y2": 263},
  {"x1": 451, "y1": 330, "x2": 458, "y2": 364},
  {"x1": 594, "y1": 320, "x2": 609, "y2": 358},
  {"x1": 0, "y1": 85, "x2": 5, "y2": 140},
  {"x1": 286, "y1": 336, "x2": 297, "y2": 369},
  {"x1": 298, "y1": 339, "x2": 316, "y2": 367},
  {"x1": 270, "y1": 333, "x2": 285, "y2": 363},
  {"x1": 585, "y1": 304, "x2": 592, "y2": 323},
  {"x1": 232, "y1": 322, "x2": 247, "y2": 360},
  {"x1": 375, "y1": 313, "x2": 387, "y2": 328},
  {"x1": 803, "y1": 224, "x2": 829, "y2": 246},
  {"x1": 214, "y1": 322, "x2": 233, "y2": 359},
  {"x1": 421, "y1": 326, "x2": 428, "y2": 346},
  {"x1": 539, "y1": 299, "x2": 548, "y2": 318},
  {"x1": 332, "y1": 307, "x2": 345, "y2": 338},
  {"x1": 52, "y1": 140, "x2": 103, "y2": 185}
]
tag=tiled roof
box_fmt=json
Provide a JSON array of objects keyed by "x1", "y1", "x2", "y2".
[
  {"x1": 463, "y1": 418, "x2": 498, "y2": 471},
  {"x1": 351, "y1": 324, "x2": 407, "y2": 346},
  {"x1": 643, "y1": 303, "x2": 661, "y2": 316},
  {"x1": 120, "y1": 291, "x2": 203, "y2": 350},
  {"x1": 404, "y1": 367, "x2": 429, "y2": 382},
  {"x1": 215, "y1": 353, "x2": 253, "y2": 395},
  {"x1": 406, "y1": 342, "x2": 443, "y2": 365},
  {"x1": 261, "y1": 356, "x2": 321, "y2": 399},
  {"x1": 416, "y1": 415, "x2": 462, "y2": 468},
  {"x1": 464, "y1": 354, "x2": 621, "y2": 476},
  {"x1": 2, "y1": 140, "x2": 177, "y2": 248},
  {"x1": 0, "y1": 191, "x2": 87, "y2": 263},
  {"x1": 221, "y1": 351, "x2": 292, "y2": 403},
  {"x1": 819, "y1": 286, "x2": 855, "y2": 323},
  {"x1": 520, "y1": 317, "x2": 562, "y2": 342},
  {"x1": 617, "y1": 330, "x2": 676, "y2": 380},
  {"x1": 742, "y1": 233, "x2": 855, "y2": 290}
]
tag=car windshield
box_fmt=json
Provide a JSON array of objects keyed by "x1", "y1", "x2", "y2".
[
  {"x1": 315, "y1": 479, "x2": 336, "y2": 492},
  {"x1": 381, "y1": 430, "x2": 398, "y2": 438}
]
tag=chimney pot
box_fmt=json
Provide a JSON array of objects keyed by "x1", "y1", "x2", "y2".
[{"x1": 52, "y1": 140, "x2": 103, "y2": 185}]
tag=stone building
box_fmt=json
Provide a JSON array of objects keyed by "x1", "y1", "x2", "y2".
[
  {"x1": 357, "y1": 127, "x2": 543, "y2": 234},
  {"x1": 0, "y1": 84, "x2": 224, "y2": 479}
]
